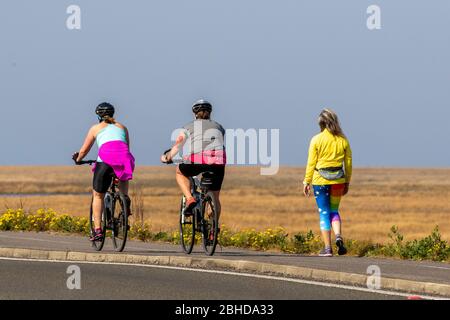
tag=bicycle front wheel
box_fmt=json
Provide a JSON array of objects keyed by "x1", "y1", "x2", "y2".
[
  {"x1": 112, "y1": 193, "x2": 129, "y2": 252},
  {"x1": 201, "y1": 191, "x2": 219, "y2": 256},
  {"x1": 179, "y1": 196, "x2": 195, "y2": 254},
  {"x1": 89, "y1": 197, "x2": 107, "y2": 251}
]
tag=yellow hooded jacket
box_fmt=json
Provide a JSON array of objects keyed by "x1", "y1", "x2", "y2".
[{"x1": 304, "y1": 129, "x2": 352, "y2": 185}]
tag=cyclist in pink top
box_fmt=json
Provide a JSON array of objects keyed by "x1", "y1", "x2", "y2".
[
  {"x1": 161, "y1": 100, "x2": 226, "y2": 216},
  {"x1": 73, "y1": 103, "x2": 135, "y2": 241}
]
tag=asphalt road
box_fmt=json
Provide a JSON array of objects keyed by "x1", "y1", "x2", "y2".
[
  {"x1": 0, "y1": 258, "x2": 402, "y2": 300},
  {"x1": 1, "y1": 232, "x2": 449, "y2": 286}
]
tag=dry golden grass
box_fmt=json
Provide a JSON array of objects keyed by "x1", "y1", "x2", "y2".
[{"x1": 0, "y1": 166, "x2": 449, "y2": 243}]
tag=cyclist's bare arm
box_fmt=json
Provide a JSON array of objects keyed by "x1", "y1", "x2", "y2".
[
  {"x1": 162, "y1": 131, "x2": 186, "y2": 162},
  {"x1": 75, "y1": 125, "x2": 97, "y2": 162},
  {"x1": 124, "y1": 126, "x2": 131, "y2": 150}
]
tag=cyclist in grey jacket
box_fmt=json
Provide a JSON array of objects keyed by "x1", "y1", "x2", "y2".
[{"x1": 161, "y1": 100, "x2": 226, "y2": 216}]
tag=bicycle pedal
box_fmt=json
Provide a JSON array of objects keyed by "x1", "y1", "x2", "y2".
[{"x1": 183, "y1": 210, "x2": 194, "y2": 217}]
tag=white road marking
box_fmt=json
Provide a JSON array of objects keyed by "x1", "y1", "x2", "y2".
[
  {"x1": 0, "y1": 256, "x2": 447, "y2": 300},
  {"x1": 420, "y1": 265, "x2": 450, "y2": 271}
]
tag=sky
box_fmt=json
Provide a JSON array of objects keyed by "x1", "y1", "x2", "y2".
[{"x1": 0, "y1": 0, "x2": 449, "y2": 167}]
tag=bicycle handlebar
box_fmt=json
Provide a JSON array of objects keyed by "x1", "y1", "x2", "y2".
[
  {"x1": 75, "y1": 160, "x2": 96, "y2": 166},
  {"x1": 162, "y1": 148, "x2": 184, "y2": 165}
]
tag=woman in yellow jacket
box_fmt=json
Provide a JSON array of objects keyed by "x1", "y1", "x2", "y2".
[{"x1": 303, "y1": 109, "x2": 352, "y2": 257}]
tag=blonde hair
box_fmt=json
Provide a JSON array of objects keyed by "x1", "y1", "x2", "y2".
[
  {"x1": 102, "y1": 115, "x2": 116, "y2": 124},
  {"x1": 318, "y1": 108, "x2": 345, "y2": 137}
]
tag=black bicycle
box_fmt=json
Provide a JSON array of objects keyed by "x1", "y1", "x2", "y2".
[
  {"x1": 181, "y1": 172, "x2": 220, "y2": 256},
  {"x1": 163, "y1": 151, "x2": 220, "y2": 256},
  {"x1": 75, "y1": 160, "x2": 130, "y2": 252}
]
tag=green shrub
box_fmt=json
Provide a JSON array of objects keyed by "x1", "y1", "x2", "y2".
[
  {"x1": 171, "y1": 230, "x2": 201, "y2": 245},
  {"x1": 287, "y1": 230, "x2": 322, "y2": 254},
  {"x1": 218, "y1": 227, "x2": 288, "y2": 251},
  {"x1": 49, "y1": 214, "x2": 89, "y2": 234},
  {"x1": 345, "y1": 239, "x2": 379, "y2": 257},
  {"x1": 376, "y1": 225, "x2": 450, "y2": 262},
  {"x1": 129, "y1": 223, "x2": 153, "y2": 242},
  {"x1": 405, "y1": 226, "x2": 450, "y2": 261},
  {"x1": 0, "y1": 209, "x2": 29, "y2": 231}
]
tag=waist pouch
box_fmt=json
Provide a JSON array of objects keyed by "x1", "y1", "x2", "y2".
[{"x1": 316, "y1": 167, "x2": 345, "y2": 181}]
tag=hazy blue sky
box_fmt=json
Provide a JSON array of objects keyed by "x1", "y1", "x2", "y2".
[{"x1": 0, "y1": 1, "x2": 449, "y2": 166}]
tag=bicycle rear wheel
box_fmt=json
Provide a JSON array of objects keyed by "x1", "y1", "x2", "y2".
[
  {"x1": 89, "y1": 197, "x2": 106, "y2": 251},
  {"x1": 179, "y1": 196, "x2": 195, "y2": 254},
  {"x1": 201, "y1": 191, "x2": 219, "y2": 256},
  {"x1": 112, "y1": 193, "x2": 129, "y2": 252}
]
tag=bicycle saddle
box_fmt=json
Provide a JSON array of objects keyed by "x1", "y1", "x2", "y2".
[{"x1": 200, "y1": 171, "x2": 215, "y2": 186}]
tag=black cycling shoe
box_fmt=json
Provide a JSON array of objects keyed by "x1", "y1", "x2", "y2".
[
  {"x1": 183, "y1": 198, "x2": 197, "y2": 215},
  {"x1": 336, "y1": 237, "x2": 347, "y2": 256}
]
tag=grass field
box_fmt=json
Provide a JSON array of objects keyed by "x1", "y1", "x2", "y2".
[{"x1": 0, "y1": 166, "x2": 449, "y2": 243}]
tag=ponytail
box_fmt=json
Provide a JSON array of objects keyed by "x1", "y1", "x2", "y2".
[
  {"x1": 102, "y1": 116, "x2": 116, "y2": 124},
  {"x1": 195, "y1": 111, "x2": 211, "y2": 120}
]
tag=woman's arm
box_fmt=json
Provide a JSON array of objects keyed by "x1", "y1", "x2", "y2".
[
  {"x1": 75, "y1": 126, "x2": 96, "y2": 162},
  {"x1": 343, "y1": 140, "x2": 352, "y2": 195},
  {"x1": 303, "y1": 137, "x2": 318, "y2": 196},
  {"x1": 168, "y1": 131, "x2": 187, "y2": 160},
  {"x1": 344, "y1": 141, "x2": 352, "y2": 183},
  {"x1": 303, "y1": 137, "x2": 318, "y2": 185},
  {"x1": 124, "y1": 126, "x2": 131, "y2": 150},
  {"x1": 162, "y1": 131, "x2": 187, "y2": 163}
]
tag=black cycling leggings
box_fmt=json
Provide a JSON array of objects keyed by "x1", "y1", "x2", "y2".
[{"x1": 178, "y1": 164, "x2": 225, "y2": 191}]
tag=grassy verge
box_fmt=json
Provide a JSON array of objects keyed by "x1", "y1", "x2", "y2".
[{"x1": 1, "y1": 209, "x2": 449, "y2": 262}]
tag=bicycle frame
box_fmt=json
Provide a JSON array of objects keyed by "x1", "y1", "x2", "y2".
[
  {"x1": 104, "y1": 178, "x2": 119, "y2": 225},
  {"x1": 189, "y1": 174, "x2": 214, "y2": 213},
  {"x1": 189, "y1": 176, "x2": 206, "y2": 230}
]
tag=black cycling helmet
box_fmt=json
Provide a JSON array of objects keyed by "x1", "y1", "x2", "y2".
[
  {"x1": 192, "y1": 99, "x2": 212, "y2": 114},
  {"x1": 95, "y1": 102, "x2": 115, "y2": 118}
]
